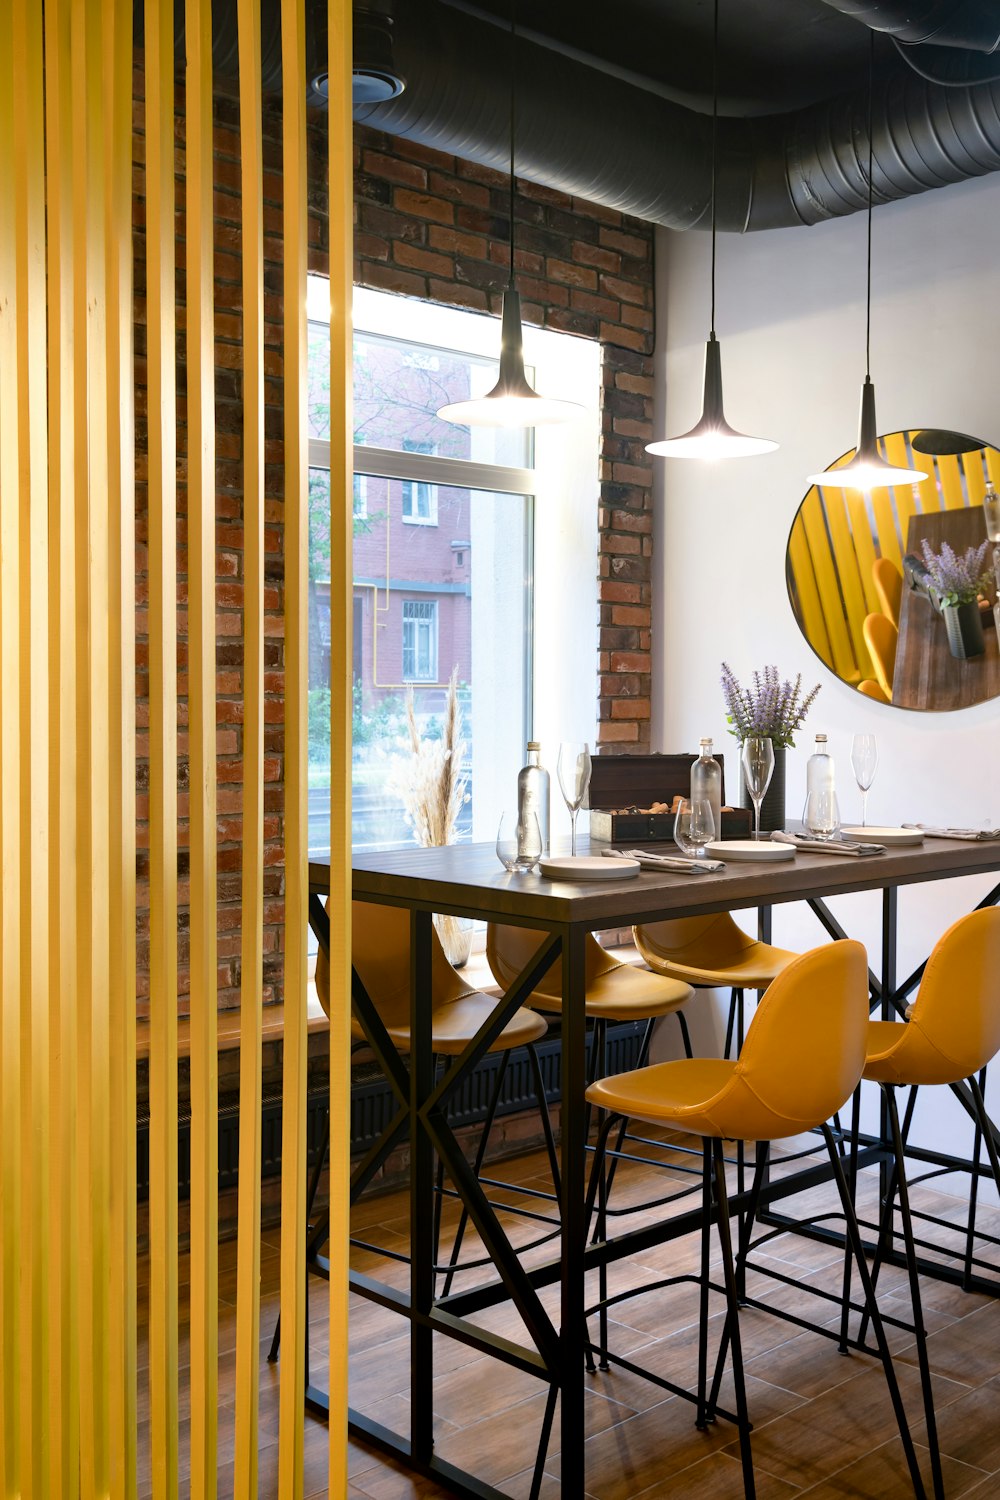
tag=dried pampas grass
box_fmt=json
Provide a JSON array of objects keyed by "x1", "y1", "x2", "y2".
[{"x1": 389, "y1": 666, "x2": 468, "y2": 849}]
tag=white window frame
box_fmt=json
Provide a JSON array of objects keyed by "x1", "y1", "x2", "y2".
[
  {"x1": 401, "y1": 439, "x2": 437, "y2": 524},
  {"x1": 402, "y1": 599, "x2": 439, "y2": 681},
  {"x1": 353, "y1": 473, "x2": 367, "y2": 519}
]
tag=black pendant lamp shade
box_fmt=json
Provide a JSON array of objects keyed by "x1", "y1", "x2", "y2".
[
  {"x1": 806, "y1": 36, "x2": 926, "y2": 493},
  {"x1": 436, "y1": 6, "x2": 581, "y2": 429},
  {"x1": 646, "y1": 332, "x2": 777, "y2": 460},
  {"x1": 645, "y1": 0, "x2": 777, "y2": 463}
]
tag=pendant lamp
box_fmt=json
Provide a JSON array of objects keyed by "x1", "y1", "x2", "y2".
[
  {"x1": 645, "y1": 0, "x2": 777, "y2": 462},
  {"x1": 437, "y1": 6, "x2": 582, "y2": 429},
  {"x1": 805, "y1": 35, "x2": 926, "y2": 492}
]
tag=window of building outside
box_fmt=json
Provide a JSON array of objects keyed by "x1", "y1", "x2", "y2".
[{"x1": 306, "y1": 282, "x2": 601, "y2": 861}]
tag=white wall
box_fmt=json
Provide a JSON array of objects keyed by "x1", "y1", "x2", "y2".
[{"x1": 650, "y1": 173, "x2": 1000, "y2": 1192}]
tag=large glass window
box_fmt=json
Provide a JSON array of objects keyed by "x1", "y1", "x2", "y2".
[{"x1": 307, "y1": 282, "x2": 601, "y2": 858}]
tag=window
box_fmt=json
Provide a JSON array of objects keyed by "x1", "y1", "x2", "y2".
[
  {"x1": 401, "y1": 439, "x2": 436, "y2": 523},
  {"x1": 305, "y1": 280, "x2": 601, "y2": 858},
  {"x1": 402, "y1": 600, "x2": 438, "y2": 681}
]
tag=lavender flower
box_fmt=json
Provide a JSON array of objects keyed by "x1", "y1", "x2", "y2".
[
  {"x1": 720, "y1": 662, "x2": 821, "y2": 749},
  {"x1": 920, "y1": 538, "x2": 991, "y2": 607}
]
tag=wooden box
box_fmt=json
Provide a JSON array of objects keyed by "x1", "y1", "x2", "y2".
[{"x1": 587, "y1": 752, "x2": 752, "y2": 843}]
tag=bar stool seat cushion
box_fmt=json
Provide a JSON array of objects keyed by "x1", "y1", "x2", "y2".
[
  {"x1": 487, "y1": 923, "x2": 693, "y2": 1019},
  {"x1": 634, "y1": 912, "x2": 796, "y2": 989},
  {"x1": 317, "y1": 899, "x2": 549, "y2": 1055},
  {"x1": 587, "y1": 942, "x2": 869, "y2": 1142}
]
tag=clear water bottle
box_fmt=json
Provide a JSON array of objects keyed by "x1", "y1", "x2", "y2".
[
  {"x1": 517, "y1": 741, "x2": 550, "y2": 856},
  {"x1": 984, "y1": 480, "x2": 1000, "y2": 543},
  {"x1": 802, "y1": 733, "x2": 840, "y2": 839},
  {"x1": 690, "y1": 738, "x2": 722, "y2": 841}
]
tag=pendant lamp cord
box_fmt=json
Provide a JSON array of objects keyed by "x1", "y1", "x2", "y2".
[
  {"x1": 710, "y1": 0, "x2": 719, "y2": 336},
  {"x1": 508, "y1": 0, "x2": 516, "y2": 286},
  {"x1": 866, "y1": 27, "x2": 874, "y2": 379}
]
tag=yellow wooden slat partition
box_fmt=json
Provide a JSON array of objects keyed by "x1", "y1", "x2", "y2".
[
  {"x1": 234, "y1": 0, "x2": 265, "y2": 1491},
  {"x1": 186, "y1": 1, "x2": 219, "y2": 1496},
  {"x1": 328, "y1": 0, "x2": 354, "y2": 1490},
  {"x1": 0, "y1": 1, "x2": 354, "y2": 1490},
  {"x1": 279, "y1": 0, "x2": 311, "y2": 1489}
]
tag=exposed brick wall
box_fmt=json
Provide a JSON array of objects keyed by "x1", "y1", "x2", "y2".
[
  {"x1": 131, "y1": 83, "x2": 655, "y2": 1026},
  {"x1": 352, "y1": 126, "x2": 656, "y2": 751}
]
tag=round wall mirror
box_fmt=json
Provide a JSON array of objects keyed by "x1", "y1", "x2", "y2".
[{"x1": 786, "y1": 429, "x2": 1000, "y2": 712}]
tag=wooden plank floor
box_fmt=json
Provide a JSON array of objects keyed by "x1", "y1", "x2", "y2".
[{"x1": 137, "y1": 1130, "x2": 1000, "y2": 1498}]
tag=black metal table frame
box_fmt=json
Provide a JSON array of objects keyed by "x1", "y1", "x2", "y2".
[{"x1": 307, "y1": 858, "x2": 1000, "y2": 1500}]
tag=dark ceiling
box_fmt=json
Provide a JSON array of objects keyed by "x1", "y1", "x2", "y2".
[{"x1": 459, "y1": 0, "x2": 877, "y2": 117}]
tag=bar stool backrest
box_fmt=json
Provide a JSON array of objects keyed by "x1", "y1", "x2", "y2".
[
  {"x1": 633, "y1": 912, "x2": 757, "y2": 966},
  {"x1": 719, "y1": 940, "x2": 869, "y2": 1140},
  {"x1": 904, "y1": 907, "x2": 1000, "y2": 1083},
  {"x1": 316, "y1": 898, "x2": 475, "y2": 1035}
]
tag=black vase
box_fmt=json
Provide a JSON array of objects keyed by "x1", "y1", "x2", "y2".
[
  {"x1": 739, "y1": 742, "x2": 786, "y2": 833},
  {"x1": 943, "y1": 601, "x2": 985, "y2": 660}
]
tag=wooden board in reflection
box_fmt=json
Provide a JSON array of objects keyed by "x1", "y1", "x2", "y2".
[{"x1": 893, "y1": 508, "x2": 999, "y2": 711}]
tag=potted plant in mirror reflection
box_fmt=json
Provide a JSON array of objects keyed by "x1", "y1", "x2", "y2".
[
  {"x1": 920, "y1": 538, "x2": 992, "y2": 661},
  {"x1": 720, "y1": 663, "x2": 821, "y2": 833},
  {"x1": 387, "y1": 666, "x2": 473, "y2": 966}
]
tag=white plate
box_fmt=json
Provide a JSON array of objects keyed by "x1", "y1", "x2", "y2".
[
  {"x1": 840, "y1": 826, "x2": 924, "y2": 846},
  {"x1": 539, "y1": 856, "x2": 640, "y2": 881},
  {"x1": 705, "y1": 840, "x2": 795, "y2": 862}
]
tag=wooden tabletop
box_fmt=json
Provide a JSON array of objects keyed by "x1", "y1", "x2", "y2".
[
  {"x1": 893, "y1": 506, "x2": 999, "y2": 711},
  {"x1": 309, "y1": 836, "x2": 1000, "y2": 930}
]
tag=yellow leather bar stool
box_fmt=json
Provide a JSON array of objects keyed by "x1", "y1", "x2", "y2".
[
  {"x1": 583, "y1": 941, "x2": 927, "y2": 1500},
  {"x1": 633, "y1": 912, "x2": 797, "y2": 1060},
  {"x1": 270, "y1": 898, "x2": 558, "y2": 1363},
  {"x1": 843, "y1": 906, "x2": 1000, "y2": 1500}
]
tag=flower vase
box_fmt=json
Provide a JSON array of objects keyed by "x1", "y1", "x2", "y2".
[
  {"x1": 434, "y1": 913, "x2": 473, "y2": 969},
  {"x1": 942, "y1": 601, "x2": 985, "y2": 660},
  {"x1": 740, "y1": 742, "x2": 786, "y2": 833}
]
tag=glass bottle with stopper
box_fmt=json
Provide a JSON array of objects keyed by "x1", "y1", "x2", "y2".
[
  {"x1": 690, "y1": 738, "x2": 722, "y2": 841},
  {"x1": 802, "y1": 733, "x2": 840, "y2": 840},
  {"x1": 517, "y1": 741, "x2": 550, "y2": 857}
]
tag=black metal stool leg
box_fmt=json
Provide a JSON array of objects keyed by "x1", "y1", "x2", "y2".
[
  {"x1": 964, "y1": 1068, "x2": 986, "y2": 1289},
  {"x1": 584, "y1": 1111, "x2": 621, "y2": 1376},
  {"x1": 712, "y1": 1138, "x2": 756, "y2": 1498},
  {"x1": 822, "y1": 1123, "x2": 928, "y2": 1500},
  {"x1": 676, "y1": 1008, "x2": 694, "y2": 1060},
  {"x1": 838, "y1": 1085, "x2": 861, "y2": 1354},
  {"x1": 696, "y1": 1139, "x2": 714, "y2": 1431},
  {"x1": 527, "y1": 1040, "x2": 561, "y2": 1201},
  {"x1": 440, "y1": 1050, "x2": 510, "y2": 1297},
  {"x1": 724, "y1": 988, "x2": 743, "y2": 1060},
  {"x1": 883, "y1": 1086, "x2": 944, "y2": 1499}
]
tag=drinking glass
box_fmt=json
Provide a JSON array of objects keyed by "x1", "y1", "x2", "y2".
[
  {"x1": 741, "y1": 737, "x2": 775, "y2": 841},
  {"x1": 496, "y1": 809, "x2": 541, "y2": 872},
  {"x1": 673, "y1": 797, "x2": 716, "y2": 859},
  {"x1": 557, "y1": 742, "x2": 592, "y2": 857},
  {"x1": 851, "y1": 733, "x2": 878, "y2": 827},
  {"x1": 802, "y1": 789, "x2": 840, "y2": 840}
]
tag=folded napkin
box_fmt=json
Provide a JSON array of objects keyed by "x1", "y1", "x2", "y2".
[
  {"x1": 902, "y1": 824, "x2": 1000, "y2": 842},
  {"x1": 603, "y1": 848, "x2": 726, "y2": 875},
  {"x1": 771, "y1": 831, "x2": 885, "y2": 857}
]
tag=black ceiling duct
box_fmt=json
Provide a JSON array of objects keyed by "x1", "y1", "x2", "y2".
[
  {"x1": 814, "y1": 1, "x2": 1000, "y2": 85},
  {"x1": 354, "y1": 0, "x2": 1000, "y2": 231}
]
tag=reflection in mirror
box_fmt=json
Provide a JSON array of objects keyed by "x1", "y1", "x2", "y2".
[{"x1": 786, "y1": 430, "x2": 1000, "y2": 712}]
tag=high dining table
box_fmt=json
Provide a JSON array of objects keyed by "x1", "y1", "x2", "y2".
[{"x1": 310, "y1": 835, "x2": 1000, "y2": 1500}]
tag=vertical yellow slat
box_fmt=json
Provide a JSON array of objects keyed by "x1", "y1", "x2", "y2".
[
  {"x1": 44, "y1": 0, "x2": 80, "y2": 1491},
  {"x1": 12, "y1": 0, "x2": 50, "y2": 1492},
  {"x1": 145, "y1": 0, "x2": 180, "y2": 1493},
  {"x1": 186, "y1": 2, "x2": 219, "y2": 1495},
  {"x1": 0, "y1": 3, "x2": 23, "y2": 1491},
  {"x1": 106, "y1": 1, "x2": 138, "y2": 1495},
  {"x1": 327, "y1": 3, "x2": 354, "y2": 1488},
  {"x1": 938, "y1": 454, "x2": 965, "y2": 510},
  {"x1": 71, "y1": 1, "x2": 112, "y2": 1491},
  {"x1": 279, "y1": 0, "x2": 310, "y2": 1491},
  {"x1": 963, "y1": 451, "x2": 987, "y2": 509},
  {"x1": 870, "y1": 485, "x2": 902, "y2": 572},
  {"x1": 822, "y1": 487, "x2": 870, "y2": 680},
  {"x1": 787, "y1": 518, "x2": 835, "y2": 669},
  {"x1": 845, "y1": 489, "x2": 880, "y2": 611},
  {"x1": 233, "y1": 0, "x2": 265, "y2": 1492},
  {"x1": 801, "y1": 489, "x2": 857, "y2": 680},
  {"x1": 884, "y1": 434, "x2": 921, "y2": 537}
]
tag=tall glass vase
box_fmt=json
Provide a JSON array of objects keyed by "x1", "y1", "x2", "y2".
[{"x1": 739, "y1": 742, "x2": 786, "y2": 832}]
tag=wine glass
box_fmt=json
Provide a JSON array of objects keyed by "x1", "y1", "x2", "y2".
[
  {"x1": 673, "y1": 797, "x2": 716, "y2": 859},
  {"x1": 496, "y1": 810, "x2": 541, "y2": 872},
  {"x1": 802, "y1": 788, "x2": 840, "y2": 840},
  {"x1": 851, "y1": 733, "x2": 878, "y2": 827},
  {"x1": 557, "y1": 742, "x2": 592, "y2": 857},
  {"x1": 741, "y1": 737, "x2": 775, "y2": 841}
]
